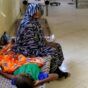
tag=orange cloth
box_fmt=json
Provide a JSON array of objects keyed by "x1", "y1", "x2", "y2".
[{"x1": 0, "y1": 44, "x2": 44, "y2": 73}]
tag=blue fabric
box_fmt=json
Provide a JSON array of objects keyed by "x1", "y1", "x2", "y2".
[
  {"x1": 16, "y1": 3, "x2": 43, "y2": 39},
  {"x1": 12, "y1": 3, "x2": 64, "y2": 73},
  {"x1": 38, "y1": 72, "x2": 49, "y2": 80},
  {"x1": 19, "y1": 3, "x2": 43, "y2": 31},
  {"x1": 11, "y1": 78, "x2": 17, "y2": 85}
]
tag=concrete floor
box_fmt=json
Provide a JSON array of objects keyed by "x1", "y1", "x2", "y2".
[
  {"x1": 46, "y1": 0, "x2": 88, "y2": 88},
  {"x1": 1, "y1": 0, "x2": 88, "y2": 88}
]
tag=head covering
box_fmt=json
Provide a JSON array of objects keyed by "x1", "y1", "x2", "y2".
[
  {"x1": 20, "y1": 3, "x2": 44, "y2": 27},
  {"x1": 16, "y1": 3, "x2": 44, "y2": 40}
]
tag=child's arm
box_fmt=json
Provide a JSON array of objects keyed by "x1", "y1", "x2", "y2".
[
  {"x1": 0, "y1": 71, "x2": 17, "y2": 79},
  {"x1": 35, "y1": 73, "x2": 58, "y2": 86}
]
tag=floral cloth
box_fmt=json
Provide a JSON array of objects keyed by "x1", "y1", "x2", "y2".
[{"x1": 0, "y1": 43, "x2": 45, "y2": 73}]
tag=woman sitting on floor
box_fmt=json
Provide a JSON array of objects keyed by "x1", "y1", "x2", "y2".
[{"x1": 12, "y1": 3, "x2": 70, "y2": 78}]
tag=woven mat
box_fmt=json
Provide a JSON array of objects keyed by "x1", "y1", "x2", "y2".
[{"x1": 0, "y1": 76, "x2": 16, "y2": 88}]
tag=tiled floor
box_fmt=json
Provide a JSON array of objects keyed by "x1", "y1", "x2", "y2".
[{"x1": 46, "y1": 0, "x2": 88, "y2": 88}]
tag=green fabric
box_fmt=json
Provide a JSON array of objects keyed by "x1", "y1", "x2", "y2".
[{"x1": 14, "y1": 63, "x2": 41, "y2": 80}]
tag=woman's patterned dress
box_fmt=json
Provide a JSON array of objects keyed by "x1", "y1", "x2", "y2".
[{"x1": 13, "y1": 19, "x2": 64, "y2": 73}]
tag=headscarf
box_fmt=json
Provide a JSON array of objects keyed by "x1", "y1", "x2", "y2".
[
  {"x1": 16, "y1": 3, "x2": 44, "y2": 36},
  {"x1": 20, "y1": 3, "x2": 44, "y2": 27}
]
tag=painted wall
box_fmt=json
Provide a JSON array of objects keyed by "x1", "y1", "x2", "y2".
[{"x1": 0, "y1": 0, "x2": 20, "y2": 36}]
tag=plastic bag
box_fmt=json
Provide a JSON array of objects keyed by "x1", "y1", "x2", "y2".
[{"x1": 0, "y1": 32, "x2": 10, "y2": 45}]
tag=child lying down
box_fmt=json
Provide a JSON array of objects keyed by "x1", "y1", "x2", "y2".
[
  {"x1": 0, "y1": 40, "x2": 58, "y2": 88},
  {"x1": 0, "y1": 63, "x2": 58, "y2": 88}
]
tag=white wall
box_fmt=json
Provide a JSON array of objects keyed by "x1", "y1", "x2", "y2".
[{"x1": 0, "y1": 0, "x2": 20, "y2": 36}]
